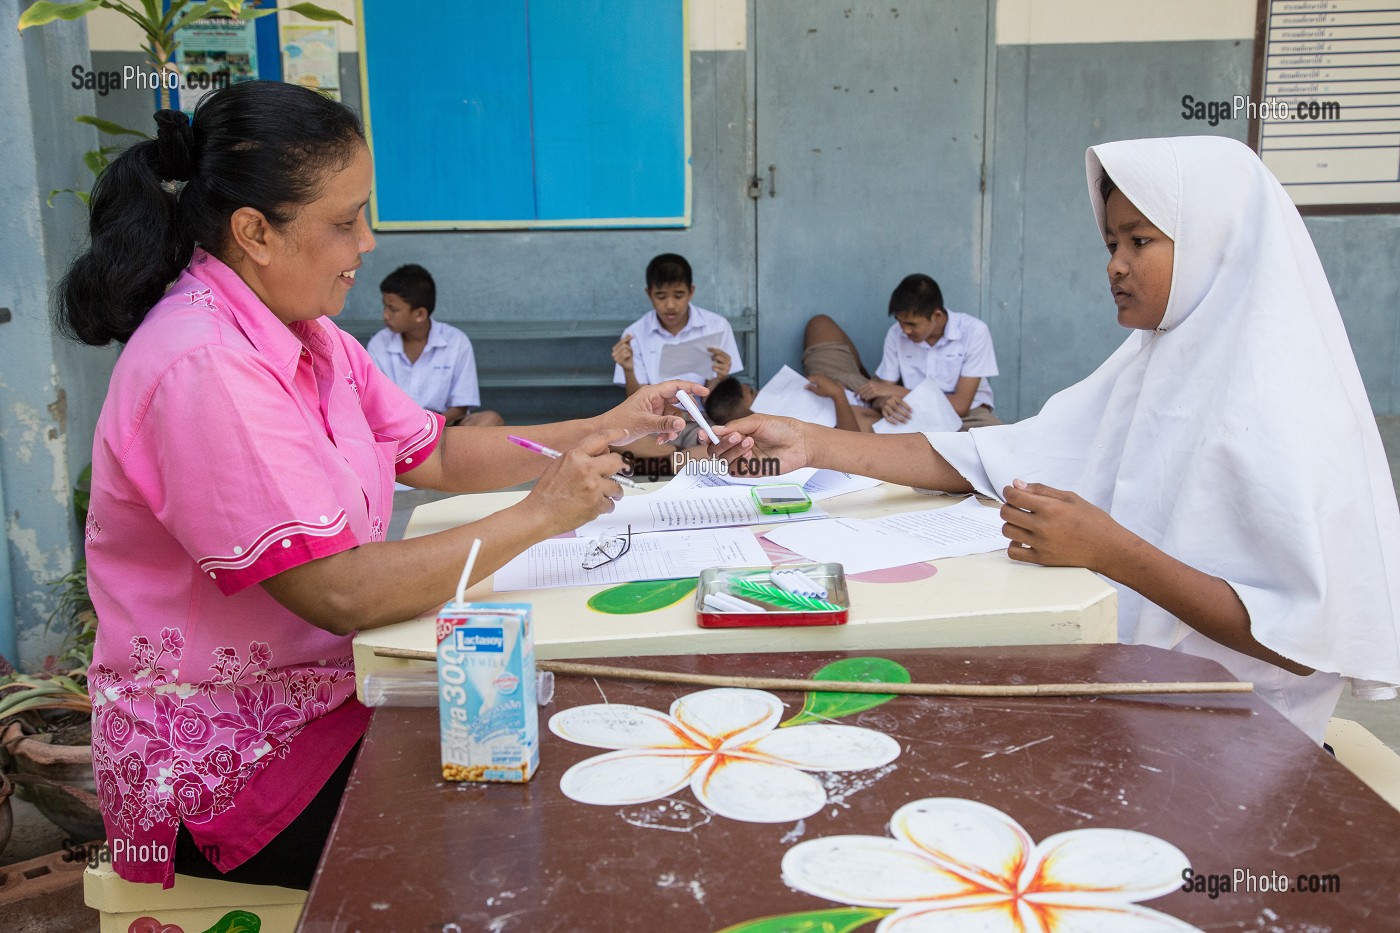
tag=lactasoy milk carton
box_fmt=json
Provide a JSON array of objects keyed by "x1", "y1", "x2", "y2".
[{"x1": 436, "y1": 602, "x2": 539, "y2": 782}]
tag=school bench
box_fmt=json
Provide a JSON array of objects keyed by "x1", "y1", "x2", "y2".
[{"x1": 336, "y1": 310, "x2": 758, "y2": 391}]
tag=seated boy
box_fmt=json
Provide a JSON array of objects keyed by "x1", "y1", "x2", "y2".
[
  {"x1": 612, "y1": 253, "x2": 743, "y2": 456},
  {"x1": 705, "y1": 374, "x2": 870, "y2": 434},
  {"x1": 802, "y1": 274, "x2": 1000, "y2": 430},
  {"x1": 368, "y1": 264, "x2": 503, "y2": 428}
]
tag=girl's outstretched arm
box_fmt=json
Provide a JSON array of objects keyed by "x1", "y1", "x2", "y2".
[{"x1": 1000, "y1": 480, "x2": 1312, "y2": 676}]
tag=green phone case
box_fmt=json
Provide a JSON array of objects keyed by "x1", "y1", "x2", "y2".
[{"x1": 751, "y1": 484, "x2": 813, "y2": 515}]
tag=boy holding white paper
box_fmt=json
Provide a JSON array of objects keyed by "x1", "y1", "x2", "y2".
[{"x1": 612, "y1": 253, "x2": 745, "y2": 457}]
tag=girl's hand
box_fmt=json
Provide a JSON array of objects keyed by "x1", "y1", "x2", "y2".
[
  {"x1": 708, "y1": 414, "x2": 810, "y2": 475},
  {"x1": 519, "y1": 430, "x2": 628, "y2": 536},
  {"x1": 708, "y1": 347, "x2": 731, "y2": 380},
  {"x1": 999, "y1": 480, "x2": 1131, "y2": 571}
]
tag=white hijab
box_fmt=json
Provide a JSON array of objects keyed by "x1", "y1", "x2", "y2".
[{"x1": 929, "y1": 136, "x2": 1400, "y2": 703}]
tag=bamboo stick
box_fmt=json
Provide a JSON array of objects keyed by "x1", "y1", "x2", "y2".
[{"x1": 371, "y1": 647, "x2": 1253, "y2": 697}]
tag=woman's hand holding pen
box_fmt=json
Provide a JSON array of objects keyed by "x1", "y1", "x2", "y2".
[
  {"x1": 517, "y1": 430, "x2": 628, "y2": 536},
  {"x1": 602, "y1": 379, "x2": 708, "y2": 444},
  {"x1": 708, "y1": 414, "x2": 811, "y2": 475}
]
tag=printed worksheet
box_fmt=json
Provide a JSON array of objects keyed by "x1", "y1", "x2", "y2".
[
  {"x1": 762, "y1": 498, "x2": 1006, "y2": 572},
  {"x1": 576, "y1": 486, "x2": 827, "y2": 537},
  {"x1": 493, "y1": 528, "x2": 770, "y2": 591},
  {"x1": 870, "y1": 497, "x2": 1006, "y2": 556},
  {"x1": 750, "y1": 366, "x2": 838, "y2": 427},
  {"x1": 657, "y1": 332, "x2": 722, "y2": 380}
]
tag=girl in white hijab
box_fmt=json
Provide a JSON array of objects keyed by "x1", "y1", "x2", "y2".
[{"x1": 714, "y1": 136, "x2": 1400, "y2": 744}]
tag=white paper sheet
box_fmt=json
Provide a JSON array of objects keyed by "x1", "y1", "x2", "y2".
[
  {"x1": 871, "y1": 379, "x2": 963, "y2": 434},
  {"x1": 801, "y1": 470, "x2": 883, "y2": 501},
  {"x1": 762, "y1": 498, "x2": 1007, "y2": 573},
  {"x1": 657, "y1": 332, "x2": 722, "y2": 381},
  {"x1": 653, "y1": 465, "x2": 878, "y2": 502},
  {"x1": 750, "y1": 366, "x2": 837, "y2": 427},
  {"x1": 493, "y1": 528, "x2": 771, "y2": 591},
  {"x1": 576, "y1": 486, "x2": 828, "y2": 537},
  {"x1": 869, "y1": 497, "x2": 1007, "y2": 557}
]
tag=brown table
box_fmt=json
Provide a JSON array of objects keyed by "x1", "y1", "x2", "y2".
[{"x1": 299, "y1": 646, "x2": 1400, "y2": 931}]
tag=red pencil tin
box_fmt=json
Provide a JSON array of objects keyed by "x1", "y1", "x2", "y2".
[{"x1": 695, "y1": 563, "x2": 849, "y2": 628}]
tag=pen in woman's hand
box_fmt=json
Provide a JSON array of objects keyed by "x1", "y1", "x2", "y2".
[{"x1": 507, "y1": 435, "x2": 644, "y2": 490}]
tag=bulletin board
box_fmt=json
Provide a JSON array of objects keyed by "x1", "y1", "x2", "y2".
[
  {"x1": 356, "y1": 0, "x2": 691, "y2": 230},
  {"x1": 1249, "y1": 0, "x2": 1400, "y2": 214}
]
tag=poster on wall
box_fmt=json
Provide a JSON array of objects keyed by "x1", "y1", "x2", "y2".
[
  {"x1": 280, "y1": 23, "x2": 340, "y2": 99},
  {"x1": 174, "y1": 16, "x2": 261, "y2": 114},
  {"x1": 1250, "y1": 0, "x2": 1400, "y2": 213}
]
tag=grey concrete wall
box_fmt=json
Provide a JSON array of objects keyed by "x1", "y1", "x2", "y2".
[
  {"x1": 2, "y1": 3, "x2": 116, "y2": 666},
  {"x1": 987, "y1": 39, "x2": 1400, "y2": 422}
]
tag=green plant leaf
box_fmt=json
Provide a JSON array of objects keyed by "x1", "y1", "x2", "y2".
[
  {"x1": 82, "y1": 149, "x2": 109, "y2": 176},
  {"x1": 586, "y1": 578, "x2": 696, "y2": 615},
  {"x1": 781, "y1": 657, "x2": 911, "y2": 727},
  {"x1": 75, "y1": 115, "x2": 150, "y2": 139},
  {"x1": 47, "y1": 188, "x2": 89, "y2": 207},
  {"x1": 275, "y1": 2, "x2": 353, "y2": 23},
  {"x1": 714, "y1": 907, "x2": 891, "y2": 933},
  {"x1": 200, "y1": 909, "x2": 263, "y2": 933},
  {"x1": 17, "y1": 0, "x2": 103, "y2": 31}
]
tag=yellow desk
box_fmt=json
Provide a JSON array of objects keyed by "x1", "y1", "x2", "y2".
[{"x1": 353, "y1": 483, "x2": 1117, "y2": 696}]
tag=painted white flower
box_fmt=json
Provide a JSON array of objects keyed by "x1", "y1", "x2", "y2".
[
  {"x1": 548, "y1": 688, "x2": 900, "y2": 823},
  {"x1": 781, "y1": 797, "x2": 1200, "y2": 932}
]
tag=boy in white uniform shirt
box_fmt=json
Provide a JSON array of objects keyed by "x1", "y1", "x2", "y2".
[
  {"x1": 864, "y1": 274, "x2": 999, "y2": 428},
  {"x1": 612, "y1": 253, "x2": 743, "y2": 455},
  {"x1": 802, "y1": 274, "x2": 1000, "y2": 430},
  {"x1": 368, "y1": 264, "x2": 503, "y2": 427}
]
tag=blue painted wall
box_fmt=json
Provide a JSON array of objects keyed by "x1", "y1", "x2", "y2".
[{"x1": 2, "y1": 5, "x2": 116, "y2": 667}]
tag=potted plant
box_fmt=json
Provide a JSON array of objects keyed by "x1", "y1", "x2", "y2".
[{"x1": 0, "y1": 562, "x2": 103, "y2": 841}]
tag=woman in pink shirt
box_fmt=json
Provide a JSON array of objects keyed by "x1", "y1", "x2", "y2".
[{"x1": 58, "y1": 81, "x2": 698, "y2": 889}]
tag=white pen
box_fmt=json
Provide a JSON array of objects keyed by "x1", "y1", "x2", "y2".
[{"x1": 675, "y1": 388, "x2": 721, "y2": 446}]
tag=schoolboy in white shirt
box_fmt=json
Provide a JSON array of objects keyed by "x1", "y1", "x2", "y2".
[
  {"x1": 368, "y1": 264, "x2": 504, "y2": 428},
  {"x1": 804, "y1": 274, "x2": 1000, "y2": 430},
  {"x1": 612, "y1": 253, "x2": 743, "y2": 454}
]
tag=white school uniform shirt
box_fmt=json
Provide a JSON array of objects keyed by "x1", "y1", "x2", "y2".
[
  {"x1": 874, "y1": 311, "x2": 997, "y2": 411},
  {"x1": 613, "y1": 304, "x2": 744, "y2": 386},
  {"x1": 367, "y1": 319, "x2": 481, "y2": 411},
  {"x1": 922, "y1": 136, "x2": 1400, "y2": 744}
]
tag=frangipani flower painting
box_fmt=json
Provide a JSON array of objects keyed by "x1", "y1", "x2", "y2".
[
  {"x1": 548, "y1": 687, "x2": 901, "y2": 823},
  {"x1": 777, "y1": 797, "x2": 1200, "y2": 932}
]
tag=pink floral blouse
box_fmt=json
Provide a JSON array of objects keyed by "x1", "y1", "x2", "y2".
[{"x1": 86, "y1": 249, "x2": 442, "y2": 887}]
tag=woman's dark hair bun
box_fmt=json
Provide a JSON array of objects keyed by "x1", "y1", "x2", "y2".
[
  {"x1": 153, "y1": 109, "x2": 196, "y2": 182},
  {"x1": 57, "y1": 82, "x2": 364, "y2": 346}
]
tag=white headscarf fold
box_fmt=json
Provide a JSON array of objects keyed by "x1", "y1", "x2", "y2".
[{"x1": 929, "y1": 136, "x2": 1400, "y2": 706}]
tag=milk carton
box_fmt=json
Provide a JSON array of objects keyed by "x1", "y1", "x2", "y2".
[{"x1": 436, "y1": 602, "x2": 539, "y2": 782}]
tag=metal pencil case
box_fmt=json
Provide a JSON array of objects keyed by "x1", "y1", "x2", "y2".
[{"x1": 695, "y1": 563, "x2": 849, "y2": 628}]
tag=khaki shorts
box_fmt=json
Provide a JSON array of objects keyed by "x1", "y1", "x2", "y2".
[
  {"x1": 801, "y1": 341, "x2": 870, "y2": 393},
  {"x1": 960, "y1": 404, "x2": 1002, "y2": 430}
]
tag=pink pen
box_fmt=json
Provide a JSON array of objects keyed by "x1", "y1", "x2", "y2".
[{"x1": 507, "y1": 435, "x2": 644, "y2": 490}]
